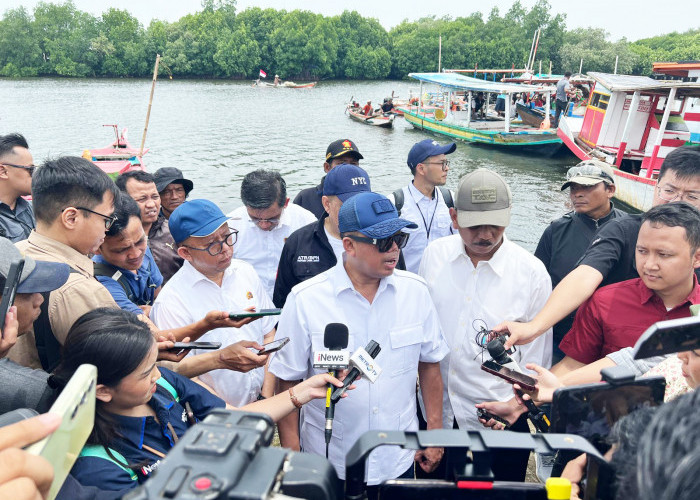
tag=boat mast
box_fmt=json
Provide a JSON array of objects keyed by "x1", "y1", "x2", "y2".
[
  {"x1": 647, "y1": 87, "x2": 677, "y2": 177},
  {"x1": 139, "y1": 54, "x2": 161, "y2": 158},
  {"x1": 615, "y1": 91, "x2": 641, "y2": 166}
]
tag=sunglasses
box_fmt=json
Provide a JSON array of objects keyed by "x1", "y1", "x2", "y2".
[
  {"x1": 565, "y1": 164, "x2": 614, "y2": 184},
  {"x1": 1, "y1": 162, "x2": 36, "y2": 176},
  {"x1": 344, "y1": 232, "x2": 409, "y2": 253}
]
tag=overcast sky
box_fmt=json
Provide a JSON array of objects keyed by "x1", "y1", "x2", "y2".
[{"x1": 0, "y1": 0, "x2": 698, "y2": 42}]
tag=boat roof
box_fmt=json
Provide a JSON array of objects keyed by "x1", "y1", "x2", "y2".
[
  {"x1": 652, "y1": 61, "x2": 700, "y2": 78},
  {"x1": 408, "y1": 72, "x2": 549, "y2": 93},
  {"x1": 588, "y1": 72, "x2": 700, "y2": 97}
]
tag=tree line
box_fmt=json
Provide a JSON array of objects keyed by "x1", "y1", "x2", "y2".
[{"x1": 0, "y1": 0, "x2": 698, "y2": 80}]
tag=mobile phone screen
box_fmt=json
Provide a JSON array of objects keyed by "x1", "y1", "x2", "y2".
[{"x1": 480, "y1": 360, "x2": 537, "y2": 391}]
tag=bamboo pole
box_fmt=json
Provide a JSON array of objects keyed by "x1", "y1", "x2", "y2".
[
  {"x1": 579, "y1": 59, "x2": 583, "y2": 74},
  {"x1": 438, "y1": 35, "x2": 442, "y2": 72},
  {"x1": 614, "y1": 55, "x2": 619, "y2": 75},
  {"x1": 139, "y1": 54, "x2": 161, "y2": 158}
]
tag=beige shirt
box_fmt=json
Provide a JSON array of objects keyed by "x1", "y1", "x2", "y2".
[{"x1": 9, "y1": 231, "x2": 118, "y2": 368}]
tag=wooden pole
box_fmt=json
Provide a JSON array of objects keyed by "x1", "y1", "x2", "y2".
[
  {"x1": 438, "y1": 35, "x2": 442, "y2": 72},
  {"x1": 579, "y1": 59, "x2": 583, "y2": 74},
  {"x1": 139, "y1": 54, "x2": 161, "y2": 158},
  {"x1": 549, "y1": 61, "x2": 552, "y2": 75},
  {"x1": 539, "y1": 60, "x2": 542, "y2": 76},
  {"x1": 647, "y1": 88, "x2": 676, "y2": 177},
  {"x1": 614, "y1": 55, "x2": 619, "y2": 75}
]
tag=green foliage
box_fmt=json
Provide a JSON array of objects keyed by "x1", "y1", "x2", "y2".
[{"x1": 0, "y1": 1, "x2": 693, "y2": 80}]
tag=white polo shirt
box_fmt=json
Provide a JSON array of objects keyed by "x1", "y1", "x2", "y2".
[
  {"x1": 269, "y1": 263, "x2": 449, "y2": 485},
  {"x1": 151, "y1": 260, "x2": 276, "y2": 406},
  {"x1": 418, "y1": 234, "x2": 552, "y2": 430},
  {"x1": 228, "y1": 204, "x2": 316, "y2": 298},
  {"x1": 391, "y1": 183, "x2": 454, "y2": 273}
]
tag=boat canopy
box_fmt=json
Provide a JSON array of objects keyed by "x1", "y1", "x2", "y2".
[
  {"x1": 588, "y1": 72, "x2": 700, "y2": 97},
  {"x1": 408, "y1": 72, "x2": 549, "y2": 94}
]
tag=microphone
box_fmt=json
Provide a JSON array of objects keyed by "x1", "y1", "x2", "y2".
[
  {"x1": 330, "y1": 340, "x2": 382, "y2": 404},
  {"x1": 320, "y1": 324, "x2": 349, "y2": 455},
  {"x1": 486, "y1": 338, "x2": 550, "y2": 433}
]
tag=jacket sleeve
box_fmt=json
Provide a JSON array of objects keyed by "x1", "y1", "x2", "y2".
[{"x1": 273, "y1": 237, "x2": 296, "y2": 308}]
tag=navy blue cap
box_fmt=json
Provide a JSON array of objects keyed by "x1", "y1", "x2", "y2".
[
  {"x1": 407, "y1": 139, "x2": 456, "y2": 169},
  {"x1": 169, "y1": 199, "x2": 229, "y2": 244},
  {"x1": 338, "y1": 192, "x2": 418, "y2": 238},
  {"x1": 323, "y1": 164, "x2": 371, "y2": 202}
]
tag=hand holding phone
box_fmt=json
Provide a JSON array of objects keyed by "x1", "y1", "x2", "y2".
[
  {"x1": 166, "y1": 341, "x2": 222, "y2": 351},
  {"x1": 0, "y1": 259, "x2": 24, "y2": 336},
  {"x1": 257, "y1": 337, "x2": 289, "y2": 355},
  {"x1": 229, "y1": 308, "x2": 281, "y2": 320},
  {"x1": 480, "y1": 360, "x2": 537, "y2": 391},
  {"x1": 476, "y1": 408, "x2": 511, "y2": 429}
]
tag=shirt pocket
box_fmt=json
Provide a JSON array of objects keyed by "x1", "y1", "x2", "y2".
[{"x1": 388, "y1": 323, "x2": 423, "y2": 377}]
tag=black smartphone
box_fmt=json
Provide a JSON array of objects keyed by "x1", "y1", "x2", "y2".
[
  {"x1": 229, "y1": 308, "x2": 282, "y2": 320},
  {"x1": 480, "y1": 359, "x2": 537, "y2": 392},
  {"x1": 476, "y1": 408, "x2": 511, "y2": 428},
  {"x1": 167, "y1": 341, "x2": 222, "y2": 351},
  {"x1": 257, "y1": 337, "x2": 290, "y2": 355},
  {"x1": 0, "y1": 259, "x2": 25, "y2": 336}
]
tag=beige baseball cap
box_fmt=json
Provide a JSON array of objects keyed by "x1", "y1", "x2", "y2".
[
  {"x1": 561, "y1": 160, "x2": 616, "y2": 190},
  {"x1": 454, "y1": 169, "x2": 512, "y2": 228}
]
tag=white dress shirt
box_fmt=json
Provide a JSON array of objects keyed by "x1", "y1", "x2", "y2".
[
  {"x1": 151, "y1": 260, "x2": 276, "y2": 406},
  {"x1": 391, "y1": 183, "x2": 454, "y2": 273},
  {"x1": 228, "y1": 203, "x2": 316, "y2": 298},
  {"x1": 418, "y1": 234, "x2": 552, "y2": 430},
  {"x1": 269, "y1": 263, "x2": 449, "y2": 484}
]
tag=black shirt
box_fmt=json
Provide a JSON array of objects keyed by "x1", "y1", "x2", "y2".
[
  {"x1": 292, "y1": 177, "x2": 326, "y2": 219},
  {"x1": 0, "y1": 198, "x2": 35, "y2": 242},
  {"x1": 272, "y1": 214, "x2": 406, "y2": 307},
  {"x1": 535, "y1": 205, "x2": 625, "y2": 343}
]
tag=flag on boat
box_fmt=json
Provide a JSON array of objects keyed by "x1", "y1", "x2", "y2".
[{"x1": 259, "y1": 69, "x2": 267, "y2": 78}]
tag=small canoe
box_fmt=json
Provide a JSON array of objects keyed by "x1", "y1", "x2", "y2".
[
  {"x1": 252, "y1": 80, "x2": 317, "y2": 88},
  {"x1": 82, "y1": 125, "x2": 146, "y2": 179},
  {"x1": 346, "y1": 106, "x2": 394, "y2": 128},
  {"x1": 516, "y1": 103, "x2": 546, "y2": 128}
]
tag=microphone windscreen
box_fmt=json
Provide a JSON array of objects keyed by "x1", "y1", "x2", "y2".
[{"x1": 324, "y1": 323, "x2": 349, "y2": 350}]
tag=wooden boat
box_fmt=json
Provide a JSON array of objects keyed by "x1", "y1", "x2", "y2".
[
  {"x1": 557, "y1": 72, "x2": 700, "y2": 211},
  {"x1": 252, "y1": 79, "x2": 316, "y2": 88},
  {"x1": 398, "y1": 72, "x2": 561, "y2": 153},
  {"x1": 82, "y1": 125, "x2": 146, "y2": 180},
  {"x1": 516, "y1": 103, "x2": 547, "y2": 128},
  {"x1": 346, "y1": 106, "x2": 394, "y2": 128}
]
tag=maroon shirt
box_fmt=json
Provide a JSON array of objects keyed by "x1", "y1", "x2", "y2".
[{"x1": 560, "y1": 277, "x2": 700, "y2": 364}]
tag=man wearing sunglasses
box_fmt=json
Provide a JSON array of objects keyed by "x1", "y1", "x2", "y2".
[
  {"x1": 535, "y1": 160, "x2": 625, "y2": 363},
  {"x1": 0, "y1": 133, "x2": 35, "y2": 243},
  {"x1": 391, "y1": 139, "x2": 457, "y2": 273},
  {"x1": 271, "y1": 192, "x2": 449, "y2": 491},
  {"x1": 228, "y1": 169, "x2": 315, "y2": 298},
  {"x1": 152, "y1": 199, "x2": 277, "y2": 407},
  {"x1": 418, "y1": 169, "x2": 552, "y2": 482}
]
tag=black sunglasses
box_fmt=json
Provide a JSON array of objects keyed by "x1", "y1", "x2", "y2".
[
  {"x1": 344, "y1": 232, "x2": 409, "y2": 253},
  {"x1": 1, "y1": 162, "x2": 36, "y2": 176}
]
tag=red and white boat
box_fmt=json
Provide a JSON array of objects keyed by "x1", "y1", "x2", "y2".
[
  {"x1": 557, "y1": 72, "x2": 700, "y2": 211},
  {"x1": 82, "y1": 125, "x2": 147, "y2": 179}
]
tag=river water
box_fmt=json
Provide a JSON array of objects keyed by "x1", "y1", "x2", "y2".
[{"x1": 1, "y1": 78, "x2": 596, "y2": 251}]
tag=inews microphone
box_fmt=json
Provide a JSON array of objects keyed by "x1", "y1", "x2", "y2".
[
  {"x1": 318, "y1": 324, "x2": 349, "y2": 455},
  {"x1": 486, "y1": 338, "x2": 550, "y2": 432},
  {"x1": 330, "y1": 340, "x2": 382, "y2": 404}
]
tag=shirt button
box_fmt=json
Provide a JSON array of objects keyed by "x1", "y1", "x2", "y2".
[
  {"x1": 465, "y1": 297, "x2": 471, "y2": 302},
  {"x1": 373, "y1": 407, "x2": 378, "y2": 414}
]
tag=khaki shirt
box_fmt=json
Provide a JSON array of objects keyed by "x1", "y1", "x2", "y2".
[{"x1": 9, "y1": 231, "x2": 118, "y2": 368}]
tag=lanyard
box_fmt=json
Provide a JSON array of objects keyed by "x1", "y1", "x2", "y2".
[{"x1": 409, "y1": 188, "x2": 439, "y2": 240}]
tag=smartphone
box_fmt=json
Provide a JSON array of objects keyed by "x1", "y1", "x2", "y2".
[
  {"x1": 258, "y1": 337, "x2": 290, "y2": 355},
  {"x1": 480, "y1": 359, "x2": 537, "y2": 392},
  {"x1": 229, "y1": 308, "x2": 282, "y2": 320},
  {"x1": 26, "y1": 364, "x2": 97, "y2": 500},
  {"x1": 167, "y1": 341, "x2": 222, "y2": 351},
  {"x1": 0, "y1": 259, "x2": 25, "y2": 335},
  {"x1": 476, "y1": 408, "x2": 511, "y2": 428}
]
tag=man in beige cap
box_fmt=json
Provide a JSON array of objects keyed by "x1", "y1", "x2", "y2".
[
  {"x1": 418, "y1": 168, "x2": 552, "y2": 481},
  {"x1": 535, "y1": 160, "x2": 625, "y2": 362}
]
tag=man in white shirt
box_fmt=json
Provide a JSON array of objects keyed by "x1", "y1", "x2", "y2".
[
  {"x1": 418, "y1": 169, "x2": 552, "y2": 481},
  {"x1": 228, "y1": 169, "x2": 315, "y2": 298},
  {"x1": 270, "y1": 192, "x2": 449, "y2": 493},
  {"x1": 391, "y1": 139, "x2": 456, "y2": 273},
  {"x1": 151, "y1": 199, "x2": 277, "y2": 406}
]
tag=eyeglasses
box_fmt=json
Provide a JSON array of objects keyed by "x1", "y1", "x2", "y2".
[
  {"x1": 63, "y1": 206, "x2": 118, "y2": 230},
  {"x1": 424, "y1": 160, "x2": 450, "y2": 171},
  {"x1": 183, "y1": 230, "x2": 238, "y2": 256},
  {"x1": 1, "y1": 162, "x2": 36, "y2": 176},
  {"x1": 565, "y1": 164, "x2": 614, "y2": 184},
  {"x1": 249, "y1": 215, "x2": 281, "y2": 228},
  {"x1": 344, "y1": 232, "x2": 409, "y2": 253},
  {"x1": 656, "y1": 184, "x2": 700, "y2": 203}
]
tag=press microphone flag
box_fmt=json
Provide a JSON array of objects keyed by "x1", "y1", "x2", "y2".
[{"x1": 330, "y1": 340, "x2": 382, "y2": 404}]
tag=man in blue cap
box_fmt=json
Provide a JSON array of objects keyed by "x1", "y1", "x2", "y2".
[
  {"x1": 151, "y1": 199, "x2": 277, "y2": 407},
  {"x1": 270, "y1": 192, "x2": 449, "y2": 495},
  {"x1": 391, "y1": 139, "x2": 457, "y2": 273}
]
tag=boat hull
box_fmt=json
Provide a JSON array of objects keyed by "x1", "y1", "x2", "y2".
[
  {"x1": 613, "y1": 169, "x2": 655, "y2": 212},
  {"x1": 347, "y1": 109, "x2": 394, "y2": 128},
  {"x1": 400, "y1": 108, "x2": 561, "y2": 151}
]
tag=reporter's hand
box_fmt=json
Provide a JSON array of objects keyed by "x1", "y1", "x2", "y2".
[
  {"x1": 138, "y1": 305, "x2": 152, "y2": 318},
  {"x1": 561, "y1": 453, "x2": 587, "y2": 500},
  {"x1": 204, "y1": 309, "x2": 258, "y2": 330},
  {"x1": 217, "y1": 340, "x2": 268, "y2": 372},
  {"x1": 0, "y1": 306, "x2": 18, "y2": 360},
  {"x1": 415, "y1": 447, "x2": 444, "y2": 473},
  {"x1": 475, "y1": 399, "x2": 525, "y2": 430},
  {"x1": 492, "y1": 321, "x2": 541, "y2": 350},
  {"x1": 514, "y1": 363, "x2": 564, "y2": 404},
  {"x1": 0, "y1": 413, "x2": 61, "y2": 500},
  {"x1": 294, "y1": 373, "x2": 354, "y2": 405},
  {"x1": 156, "y1": 333, "x2": 191, "y2": 362}
]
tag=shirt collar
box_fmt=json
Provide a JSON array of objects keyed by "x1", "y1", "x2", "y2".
[
  {"x1": 181, "y1": 259, "x2": 232, "y2": 287},
  {"x1": 638, "y1": 274, "x2": 700, "y2": 308},
  {"x1": 450, "y1": 233, "x2": 510, "y2": 277},
  {"x1": 408, "y1": 181, "x2": 435, "y2": 202},
  {"x1": 331, "y1": 261, "x2": 396, "y2": 298},
  {"x1": 24, "y1": 230, "x2": 95, "y2": 276}
]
